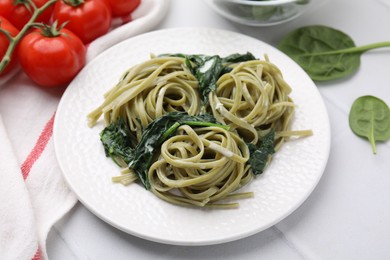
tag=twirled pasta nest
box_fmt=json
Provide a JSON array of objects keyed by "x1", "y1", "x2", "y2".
[
  {"x1": 149, "y1": 125, "x2": 253, "y2": 208},
  {"x1": 88, "y1": 53, "x2": 312, "y2": 208}
]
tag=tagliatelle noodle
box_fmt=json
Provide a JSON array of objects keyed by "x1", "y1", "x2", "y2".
[
  {"x1": 88, "y1": 54, "x2": 312, "y2": 208},
  {"x1": 87, "y1": 56, "x2": 201, "y2": 141},
  {"x1": 209, "y1": 58, "x2": 297, "y2": 149},
  {"x1": 148, "y1": 125, "x2": 253, "y2": 208}
]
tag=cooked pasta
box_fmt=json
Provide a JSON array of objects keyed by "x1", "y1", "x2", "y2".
[
  {"x1": 88, "y1": 53, "x2": 312, "y2": 208},
  {"x1": 148, "y1": 125, "x2": 253, "y2": 208},
  {"x1": 210, "y1": 56, "x2": 299, "y2": 150},
  {"x1": 88, "y1": 56, "x2": 200, "y2": 142}
]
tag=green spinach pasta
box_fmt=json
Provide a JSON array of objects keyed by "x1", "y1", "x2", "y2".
[
  {"x1": 88, "y1": 56, "x2": 201, "y2": 142},
  {"x1": 87, "y1": 52, "x2": 312, "y2": 208}
]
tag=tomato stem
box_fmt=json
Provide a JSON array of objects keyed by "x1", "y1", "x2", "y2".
[
  {"x1": 0, "y1": 0, "x2": 57, "y2": 74},
  {"x1": 13, "y1": 0, "x2": 34, "y2": 7},
  {"x1": 14, "y1": 0, "x2": 36, "y2": 13},
  {"x1": 35, "y1": 20, "x2": 69, "y2": 38},
  {"x1": 62, "y1": 0, "x2": 85, "y2": 7}
]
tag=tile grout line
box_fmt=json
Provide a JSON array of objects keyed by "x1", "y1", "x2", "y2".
[
  {"x1": 271, "y1": 226, "x2": 310, "y2": 260},
  {"x1": 50, "y1": 226, "x2": 84, "y2": 260}
]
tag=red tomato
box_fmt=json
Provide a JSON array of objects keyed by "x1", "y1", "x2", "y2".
[
  {"x1": 18, "y1": 27, "x2": 86, "y2": 87},
  {"x1": 53, "y1": 0, "x2": 112, "y2": 44},
  {"x1": 0, "y1": 0, "x2": 54, "y2": 30},
  {"x1": 103, "y1": 0, "x2": 141, "y2": 17},
  {"x1": 0, "y1": 16, "x2": 19, "y2": 77}
]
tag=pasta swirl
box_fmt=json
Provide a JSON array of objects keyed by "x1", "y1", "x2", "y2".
[
  {"x1": 88, "y1": 56, "x2": 200, "y2": 141},
  {"x1": 210, "y1": 58, "x2": 295, "y2": 145},
  {"x1": 148, "y1": 125, "x2": 253, "y2": 208},
  {"x1": 89, "y1": 53, "x2": 313, "y2": 208}
]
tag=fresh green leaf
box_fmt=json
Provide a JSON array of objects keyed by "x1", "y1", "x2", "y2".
[
  {"x1": 247, "y1": 130, "x2": 275, "y2": 175},
  {"x1": 278, "y1": 25, "x2": 390, "y2": 81},
  {"x1": 349, "y1": 95, "x2": 390, "y2": 154}
]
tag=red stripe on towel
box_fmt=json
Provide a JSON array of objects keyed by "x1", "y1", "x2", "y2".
[
  {"x1": 21, "y1": 112, "x2": 56, "y2": 180},
  {"x1": 32, "y1": 246, "x2": 41, "y2": 260}
]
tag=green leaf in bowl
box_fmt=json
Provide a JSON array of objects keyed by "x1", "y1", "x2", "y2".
[{"x1": 251, "y1": 6, "x2": 279, "y2": 20}]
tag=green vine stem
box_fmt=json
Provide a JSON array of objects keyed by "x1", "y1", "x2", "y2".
[{"x1": 0, "y1": 0, "x2": 57, "y2": 74}]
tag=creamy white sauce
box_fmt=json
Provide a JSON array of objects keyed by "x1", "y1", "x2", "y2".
[
  {"x1": 145, "y1": 144, "x2": 154, "y2": 152},
  {"x1": 199, "y1": 59, "x2": 215, "y2": 73},
  {"x1": 216, "y1": 101, "x2": 224, "y2": 112}
]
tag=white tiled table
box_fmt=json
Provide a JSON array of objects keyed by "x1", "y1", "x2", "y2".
[{"x1": 47, "y1": 0, "x2": 390, "y2": 259}]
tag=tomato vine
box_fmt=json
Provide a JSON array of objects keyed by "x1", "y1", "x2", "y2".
[{"x1": 0, "y1": 0, "x2": 57, "y2": 74}]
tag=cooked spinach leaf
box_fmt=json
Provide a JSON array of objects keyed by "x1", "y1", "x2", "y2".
[
  {"x1": 161, "y1": 52, "x2": 256, "y2": 104},
  {"x1": 278, "y1": 25, "x2": 390, "y2": 81},
  {"x1": 187, "y1": 55, "x2": 225, "y2": 105},
  {"x1": 101, "y1": 112, "x2": 228, "y2": 189},
  {"x1": 247, "y1": 130, "x2": 275, "y2": 175},
  {"x1": 131, "y1": 112, "x2": 229, "y2": 189},
  {"x1": 100, "y1": 118, "x2": 134, "y2": 167},
  {"x1": 222, "y1": 52, "x2": 256, "y2": 63},
  {"x1": 349, "y1": 95, "x2": 390, "y2": 154}
]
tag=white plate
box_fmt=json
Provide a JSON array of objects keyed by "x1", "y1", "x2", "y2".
[{"x1": 54, "y1": 28, "x2": 330, "y2": 246}]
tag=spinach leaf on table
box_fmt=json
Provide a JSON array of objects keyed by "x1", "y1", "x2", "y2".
[
  {"x1": 278, "y1": 25, "x2": 390, "y2": 81},
  {"x1": 349, "y1": 95, "x2": 390, "y2": 154}
]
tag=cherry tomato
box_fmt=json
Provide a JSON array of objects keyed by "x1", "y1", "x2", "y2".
[
  {"x1": 0, "y1": 16, "x2": 19, "y2": 77},
  {"x1": 18, "y1": 25, "x2": 86, "y2": 87},
  {"x1": 103, "y1": 0, "x2": 141, "y2": 17},
  {"x1": 0, "y1": 0, "x2": 54, "y2": 30},
  {"x1": 53, "y1": 0, "x2": 112, "y2": 44}
]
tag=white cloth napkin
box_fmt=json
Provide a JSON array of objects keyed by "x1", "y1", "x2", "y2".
[{"x1": 0, "y1": 1, "x2": 168, "y2": 259}]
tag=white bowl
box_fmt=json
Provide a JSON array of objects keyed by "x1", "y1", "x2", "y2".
[{"x1": 204, "y1": 0, "x2": 314, "y2": 26}]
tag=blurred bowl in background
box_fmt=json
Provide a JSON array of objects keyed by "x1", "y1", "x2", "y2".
[{"x1": 204, "y1": 0, "x2": 314, "y2": 26}]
